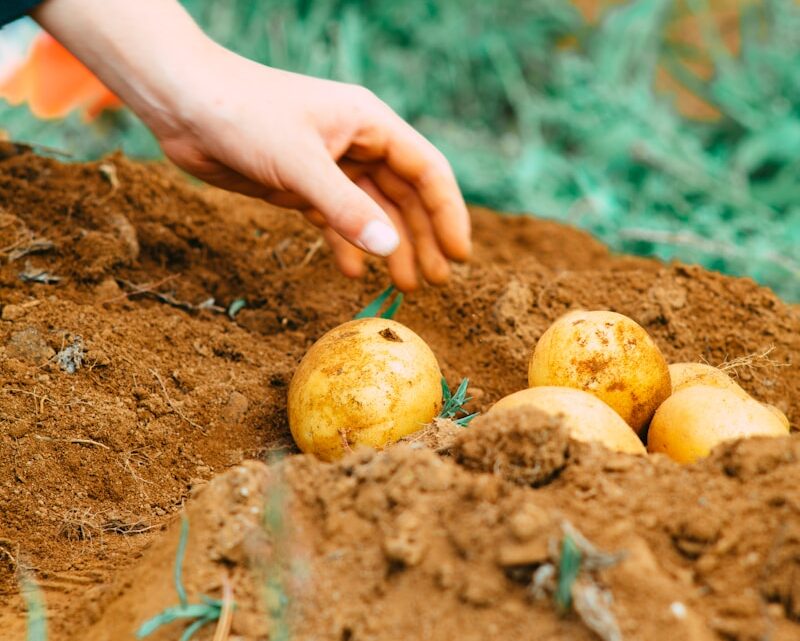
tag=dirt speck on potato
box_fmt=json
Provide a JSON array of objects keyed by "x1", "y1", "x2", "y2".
[{"x1": 379, "y1": 327, "x2": 402, "y2": 342}]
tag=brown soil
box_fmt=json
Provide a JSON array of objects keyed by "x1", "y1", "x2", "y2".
[{"x1": 0, "y1": 145, "x2": 798, "y2": 641}]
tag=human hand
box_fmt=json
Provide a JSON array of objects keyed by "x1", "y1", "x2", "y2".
[
  {"x1": 156, "y1": 56, "x2": 472, "y2": 291},
  {"x1": 32, "y1": 0, "x2": 471, "y2": 292}
]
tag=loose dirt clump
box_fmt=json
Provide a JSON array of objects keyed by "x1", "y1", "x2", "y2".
[{"x1": 0, "y1": 145, "x2": 798, "y2": 640}]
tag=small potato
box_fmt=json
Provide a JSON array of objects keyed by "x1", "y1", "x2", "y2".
[
  {"x1": 288, "y1": 318, "x2": 442, "y2": 461},
  {"x1": 668, "y1": 362, "x2": 748, "y2": 397},
  {"x1": 528, "y1": 310, "x2": 671, "y2": 435},
  {"x1": 491, "y1": 386, "x2": 646, "y2": 455},
  {"x1": 647, "y1": 385, "x2": 788, "y2": 464}
]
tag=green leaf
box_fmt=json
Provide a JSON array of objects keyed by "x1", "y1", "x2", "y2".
[
  {"x1": 439, "y1": 377, "x2": 479, "y2": 427},
  {"x1": 228, "y1": 298, "x2": 247, "y2": 319},
  {"x1": 355, "y1": 285, "x2": 403, "y2": 319},
  {"x1": 555, "y1": 535, "x2": 582, "y2": 614},
  {"x1": 22, "y1": 575, "x2": 48, "y2": 641},
  {"x1": 136, "y1": 517, "x2": 230, "y2": 640},
  {"x1": 174, "y1": 517, "x2": 190, "y2": 607},
  {"x1": 227, "y1": 298, "x2": 247, "y2": 319}
]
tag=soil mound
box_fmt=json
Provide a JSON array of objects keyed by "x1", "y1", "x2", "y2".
[{"x1": 0, "y1": 145, "x2": 798, "y2": 640}]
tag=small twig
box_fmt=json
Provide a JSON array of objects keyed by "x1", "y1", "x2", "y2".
[
  {"x1": 120, "y1": 447, "x2": 156, "y2": 489},
  {"x1": 59, "y1": 508, "x2": 101, "y2": 542},
  {"x1": 104, "y1": 275, "x2": 178, "y2": 304},
  {"x1": 151, "y1": 369, "x2": 205, "y2": 431},
  {"x1": 7, "y1": 237, "x2": 54, "y2": 262},
  {"x1": 0, "y1": 237, "x2": 26, "y2": 254},
  {"x1": 69, "y1": 438, "x2": 111, "y2": 450},
  {"x1": 3, "y1": 387, "x2": 50, "y2": 414},
  {"x1": 212, "y1": 575, "x2": 235, "y2": 641},
  {"x1": 272, "y1": 238, "x2": 291, "y2": 269},
  {"x1": 113, "y1": 277, "x2": 226, "y2": 314},
  {"x1": 0, "y1": 539, "x2": 19, "y2": 569},
  {"x1": 101, "y1": 518, "x2": 156, "y2": 535},
  {"x1": 297, "y1": 238, "x2": 324, "y2": 269},
  {"x1": 32, "y1": 434, "x2": 110, "y2": 450},
  {"x1": 97, "y1": 162, "x2": 120, "y2": 203}
]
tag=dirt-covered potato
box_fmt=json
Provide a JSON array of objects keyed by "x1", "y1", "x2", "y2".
[
  {"x1": 288, "y1": 318, "x2": 442, "y2": 461},
  {"x1": 668, "y1": 362, "x2": 748, "y2": 397},
  {"x1": 528, "y1": 310, "x2": 671, "y2": 435},
  {"x1": 647, "y1": 385, "x2": 789, "y2": 464},
  {"x1": 491, "y1": 386, "x2": 646, "y2": 455}
]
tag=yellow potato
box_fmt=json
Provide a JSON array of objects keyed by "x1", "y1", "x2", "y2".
[
  {"x1": 647, "y1": 385, "x2": 788, "y2": 464},
  {"x1": 288, "y1": 318, "x2": 442, "y2": 461},
  {"x1": 668, "y1": 362, "x2": 748, "y2": 397},
  {"x1": 528, "y1": 310, "x2": 671, "y2": 435},
  {"x1": 761, "y1": 403, "x2": 791, "y2": 431},
  {"x1": 491, "y1": 386, "x2": 646, "y2": 455}
]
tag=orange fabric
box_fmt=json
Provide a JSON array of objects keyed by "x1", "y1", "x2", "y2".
[{"x1": 0, "y1": 32, "x2": 122, "y2": 122}]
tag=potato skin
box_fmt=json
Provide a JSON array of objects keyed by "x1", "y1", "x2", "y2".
[
  {"x1": 761, "y1": 403, "x2": 791, "y2": 431},
  {"x1": 528, "y1": 310, "x2": 671, "y2": 435},
  {"x1": 668, "y1": 362, "x2": 748, "y2": 397},
  {"x1": 491, "y1": 386, "x2": 646, "y2": 455},
  {"x1": 288, "y1": 318, "x2": 442, "y2": 461},
  {"x1": 647, "y1": 385, "x2": 788, "y2": 464}
]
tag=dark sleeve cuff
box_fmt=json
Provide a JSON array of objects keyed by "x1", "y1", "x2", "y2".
[{"x1": 0, "y1": 0, "x2": 44, "y2": 27}]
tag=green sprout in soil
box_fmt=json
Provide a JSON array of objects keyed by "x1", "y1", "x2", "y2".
[
  {"x1": 263, "y1": 455, "x2": 291, "y2": 641},
  {"x1": 23, "y1": 574, "x2": 48, "y2": 641},
  {"x1": 555, "y1": 534, "x2": 582, "y2": 615},
  {"x1": 439, "y1": 377, "x2": 479, "y2": 427},
  {"x1": 227, "y1": 298, "x2": 247, "y2": 319},
  {"x1": 355, "y1": 285, "x2": 403, "y2": 320},
  {"x1": 137, "y1": 518, "x2": 232, "y2": 641}
]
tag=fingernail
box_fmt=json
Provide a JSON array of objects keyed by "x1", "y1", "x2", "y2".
[{"x1": 357, "y1": 220, "x2": 399, "y2": 256}]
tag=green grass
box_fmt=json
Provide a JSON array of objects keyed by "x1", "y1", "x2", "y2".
[
  {"x1": 136, "y1": 518, "x2": 229, "y2": 641},
  {"x1": 439, "y1": 377, "x2": 479, "y2": 427},
  {"x1": 2, "y1": 0, "x2": 798, "y2": 300}
]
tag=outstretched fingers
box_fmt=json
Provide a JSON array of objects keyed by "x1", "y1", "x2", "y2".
[
  {"x1": 377, "y1": 115, "x2": 471, "y2": 262},
  {"x1": 369, "y1": 164, "x2": 451, "y2": 285}
]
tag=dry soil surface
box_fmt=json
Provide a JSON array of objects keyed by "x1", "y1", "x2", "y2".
[{"x1": 0, "y1": 145, "x2": 798, "y2": 641}]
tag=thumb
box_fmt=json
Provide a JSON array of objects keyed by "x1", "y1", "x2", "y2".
[{"x1": 288, "y1": 150, "x2": 399, "y2": 257}]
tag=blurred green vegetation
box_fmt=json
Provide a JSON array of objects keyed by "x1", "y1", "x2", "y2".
[{"x1": 1, "y1": 0, "x2": 798, "y2": 300}]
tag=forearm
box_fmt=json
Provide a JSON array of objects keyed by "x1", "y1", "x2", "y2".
[
  {"x1": 32, "y1": 0, "x2": 216, "y2": 137},
  {"x1": 29, "y1": 0, "x2": 469, "y2": 283}
]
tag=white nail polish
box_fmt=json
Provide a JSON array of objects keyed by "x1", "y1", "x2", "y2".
[{"x1": 358, "y1": 220, "x2": 399, "y2": 256}]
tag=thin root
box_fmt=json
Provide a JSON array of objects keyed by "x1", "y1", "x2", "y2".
[
  {"x1": 212, "y1": 573, "x2": 235, "y2": 641},
  {"x1": 151, "y1": 369, "x2": 205, "y2": 431},
  {"x1": 58, "y1": 508, "x2": 101, "y2": 542},
  {"x1": 297, "y1": 238, "x2": 324, "y2": 269},
  {"x1": 718, "y1": 345, "x2": 788, "y2": 379}
]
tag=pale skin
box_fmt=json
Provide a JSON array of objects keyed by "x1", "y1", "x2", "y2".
[{"x1": 31, "y1": 0, "x2": 472, "y2": 292}]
